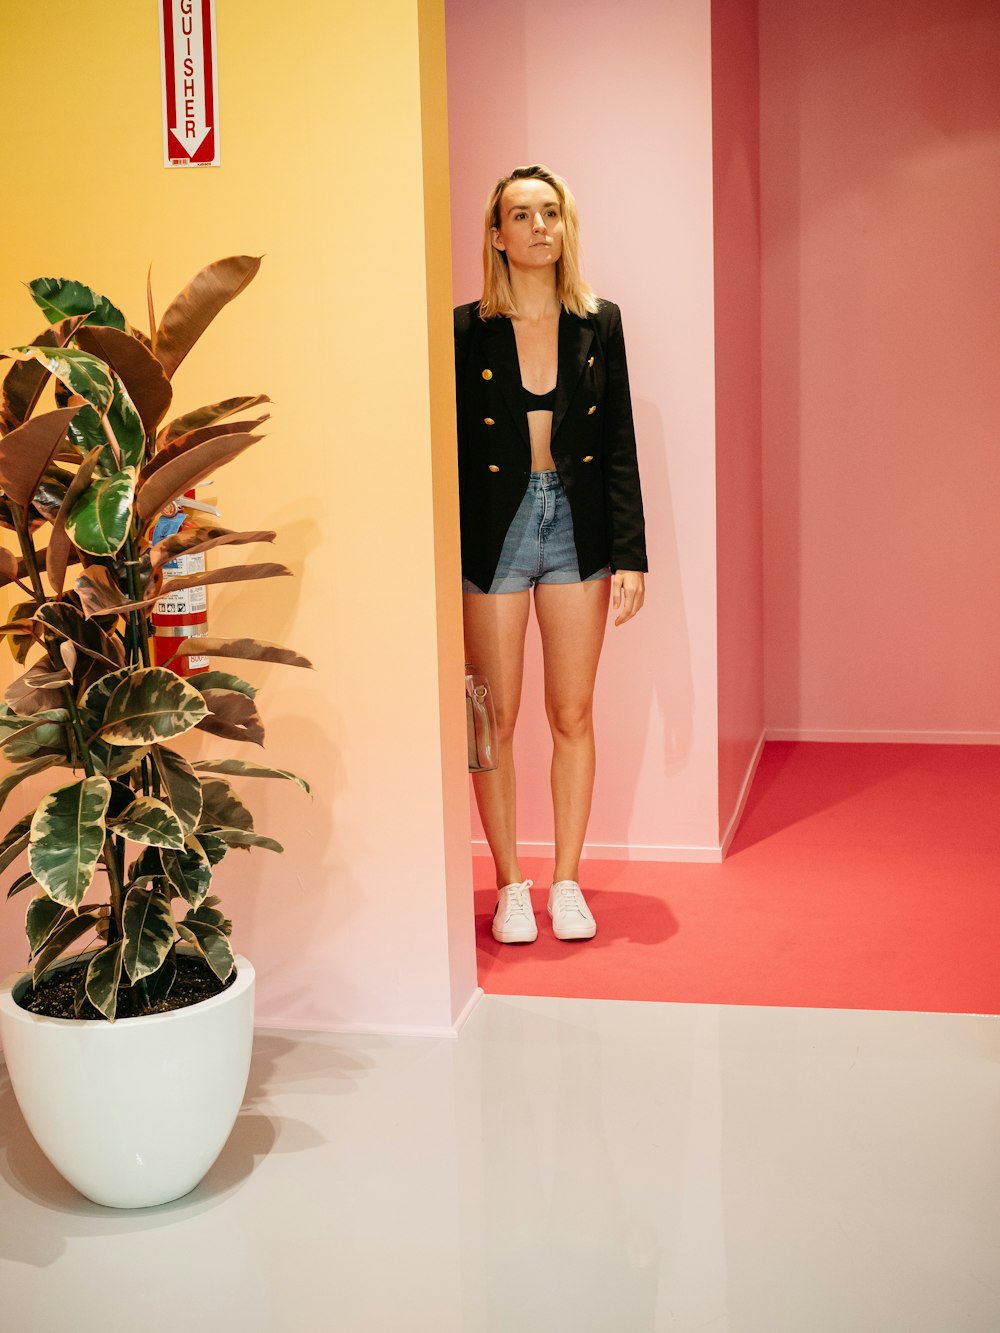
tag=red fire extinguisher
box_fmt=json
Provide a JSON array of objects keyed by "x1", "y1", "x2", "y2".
[{"x1": 149, "y1": 489, "x2": 212, "y2": 677}]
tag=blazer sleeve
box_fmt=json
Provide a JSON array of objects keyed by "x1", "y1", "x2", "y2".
[{"x1": 602, "y1": 303, "x2": 648, "y2": 573}]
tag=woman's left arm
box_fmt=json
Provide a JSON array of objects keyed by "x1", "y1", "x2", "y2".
[{"x1": 602, "y1": 304, "x2": 647, "y2": 621}]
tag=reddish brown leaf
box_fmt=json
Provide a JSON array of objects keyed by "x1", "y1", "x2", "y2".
[
  {"x1": 86, "y1": 562, "x2": 291, "y2": 617},
  {"x1": 75, "y1": 565, "x2": 130, "y2": 618},
  {"x1": 0, "y1": 546, "x2": 18, "y2": 585},
  {"x1": 0, "y1": 407, "x2": 80, "y2": 511},
  {"x1": 45, "y1": 446, "x2": 104, "y2": 594},
  {"x1": 147, "y1": 265, "x2": 157, "y2": 350},
  {"x1": 34, "y1": 601, "x2": 125, "y2": 667},
  {"x1": 140, "y1": 415, "x2": 269, "y2": 488},
  {"x1": 75, "y1": 325, "x2": 173, "y2": 434},
  {"x1": 154, "y1": 256, "x2": 263, "y2": 381},
  {"x1": 169, "y1": 636, "x2": 313, "y2": 669},
  {"x1": 150, "y1": 525, "x2": 276, "y2": 570},
  {"x1": 5, "y1": 663, "x2": 72, "y2": 716},
  {"x1": 0, "y1": 317, "x2": 88, "y2": 434},
  {"x1": 136, "y1": 431, "x2": 262, "y2": 525},
  {"x1": 196, "y1": 691, "x2": 265, "y2": 746},
  {"x1": 157, "y1": 394, "x2": 270, "y2": 448}
]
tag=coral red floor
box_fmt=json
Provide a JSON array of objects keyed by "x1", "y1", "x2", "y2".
[{"x1": 475, "y1": 742, "x2": 1000, "y2": 1014}]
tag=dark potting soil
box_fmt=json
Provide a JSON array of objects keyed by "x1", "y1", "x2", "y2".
[{"x1": 17, "y1": 955, "x2": 234, "y2": 1021}]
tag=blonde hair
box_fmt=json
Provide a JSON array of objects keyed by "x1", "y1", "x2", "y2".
[{"x1": 479, "y1": 165, "x2": 600, "y2": 320}]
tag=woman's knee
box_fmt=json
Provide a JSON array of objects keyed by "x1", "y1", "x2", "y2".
[{"x1": 545, "y1": 699, "x2": 593, "y2": 742}]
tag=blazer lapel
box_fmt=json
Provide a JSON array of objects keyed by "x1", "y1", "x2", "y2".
[
  {"x1": 483, "y1": 318, "x2": 529, "y2": 449},
  {"x1": 551, "y1": 311, "x2": 595, "y2": 445}
]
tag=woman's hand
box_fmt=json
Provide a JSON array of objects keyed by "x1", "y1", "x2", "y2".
[{"x1": 611, "y1": 570, "x2": 645, "y2": 626}]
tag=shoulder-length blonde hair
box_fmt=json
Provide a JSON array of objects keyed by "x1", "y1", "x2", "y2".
[{"x1": 478, "y1": 164, "x2": 599, "y2": 320}]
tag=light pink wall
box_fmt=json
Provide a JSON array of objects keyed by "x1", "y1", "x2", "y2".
[
  {"x1": 447, "y1": 0, "x2": 725, "y2": 857},
  {"x1": 712, "y1": 0, "x2": 765, "y2": 838},
  {"x1": 760, "y1": 0, "x2": 1000, "y2": 740}
]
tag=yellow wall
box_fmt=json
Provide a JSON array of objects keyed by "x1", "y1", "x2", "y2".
[{"x1": 0, "y1": 0, "x2": 477, "y2": 1032}]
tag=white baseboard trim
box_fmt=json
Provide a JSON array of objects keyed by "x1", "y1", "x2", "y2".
[
  {"x1": 451, "y1": 985, "x2": 484, "y2": 1035},
  {"x1": 719, "y1": 728, "x2": 767, "y2": 858},
  {"x1": 765, "y1": 728, "x2": 1000, "y2": 745},
  {"x1": 256, "y1": 998, "x2": 482, "y2": 1041},
  {"x1": 470, "y1": 838, "x2": 726, "y2": 864}
]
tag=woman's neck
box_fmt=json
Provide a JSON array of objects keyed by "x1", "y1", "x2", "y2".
[{"x1": 509, "y1": 268, "x2": 560, "y2": 323}]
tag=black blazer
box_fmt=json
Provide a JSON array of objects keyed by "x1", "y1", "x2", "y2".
[{"x1": 454, "y1": 299, "x2": 648, "y2": 592}]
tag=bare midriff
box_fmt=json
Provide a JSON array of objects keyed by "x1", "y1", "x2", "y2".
[{"x1": 512, "y1": 313, "x2": 558, "y2": 473}]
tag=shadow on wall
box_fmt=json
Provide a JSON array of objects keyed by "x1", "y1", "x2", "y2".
[{"x1": 595, "y1": 396, "x2": 696, "y2": 848}]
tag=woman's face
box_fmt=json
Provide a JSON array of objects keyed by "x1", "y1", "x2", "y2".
[{"x1": 491, "y1": 178, "x2": 564, "y2": 273}]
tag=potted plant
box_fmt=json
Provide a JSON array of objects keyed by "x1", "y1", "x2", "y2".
[{"x1": 0, "y1": 256, "x2": 310, "y2": 1208}]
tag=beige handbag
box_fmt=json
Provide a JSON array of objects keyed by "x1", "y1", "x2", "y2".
[{"x1": 465, "y1": 664, "x2": 498, "y2": 772}]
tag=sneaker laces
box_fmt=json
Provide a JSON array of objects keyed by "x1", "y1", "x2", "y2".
[
  {"x1": 552, "y1": 881, "x2": 587, "y2": 916},
  {"x1": 500, "y1": 879, "x2": 533, "y2": 922}
]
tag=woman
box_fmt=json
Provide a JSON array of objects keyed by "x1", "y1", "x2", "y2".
[{"x1": 455, "y1": 164, "x2": 646, "y2": 944}]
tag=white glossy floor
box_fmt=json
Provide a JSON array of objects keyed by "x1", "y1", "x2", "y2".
[{"x1": 1, "y1": 995, "x2": 999, "y2": 1332}]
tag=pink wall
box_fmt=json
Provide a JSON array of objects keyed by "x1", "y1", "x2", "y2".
[
  {"x1": 760, "y1": 0, "x2": 1000, "y2": 740},
  {"x1": 446, "y1": 0, "x2": 727, "y2": 858},
  {"x1": 712, "y1": 0, "x2": 765, "y2": 838}
]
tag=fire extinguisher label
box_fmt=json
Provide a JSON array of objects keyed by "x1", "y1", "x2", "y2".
[{"x1": 156, "y1": 551, "x2": 207, "y2": 615}]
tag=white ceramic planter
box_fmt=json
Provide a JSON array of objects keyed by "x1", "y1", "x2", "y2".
[{"x1": 0, "y1": 952, "x2": 254, "y2": 1209}]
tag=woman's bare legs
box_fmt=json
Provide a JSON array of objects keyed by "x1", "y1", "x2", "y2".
[
  {"x1": 533, "y1": 578, "x2": 610, "y2": 883},
  {"x1": 463, "y1": 590, "x2": 531, "y2": 888}
]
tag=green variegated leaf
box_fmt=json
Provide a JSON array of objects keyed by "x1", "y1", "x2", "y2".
[
  {"x1": 199, "y1": 778, "x2": 254, "y2": 831},
  {"x1": 191, "y1": 758, "x2": 310, "y2": 795},
  {"x1": 32, "y1": 908, "x2": 104, "y2": 984},
  {"x1": 129, "y1": 844, "x2": 163, "y2": 884},
  {"x1": 122, "y1": 884, "x2": 175, "y2": 982},
  {"x1": 111, "y1": 796, "x2": 185, "y2": 849},
  {"x1": 89, "y1": 740, "x2": 152, "y2": 778},
  {"x1": 80, "y1": 665, "x2": 132, "y2": 723},
  {"x1": 86, "y1": 940, "x2": 124, "y2": 1021},
  {"x1": 144, "y1": 946, "x2": 177, "y2": 1003},
  {"x1": 26, "y1": 893, "x2": 68, "y2": 952},
  {"x1": 67, "y1": 377, "x2": 145, "y2": 474},
  {"x1": 186, "y1": 898, "x2": 231, "y2": 935},
  {"x1": 0, "y1": 755, "x2": 64, "y2": 816},
  {"x1": 65, "y1": 466, "x2": 136, "y2": 556},
  {"x1": 189, "y1": 671, "x2": 257, "y2": 699},
  {"x1": 151, "y1": 745, "x2": 203, "y2": 835},
  {"x1": 28, "y1": 776, "x2": 112, "y2": 909},
  {"x1": 177, "y1": 918, "x2": 234, "y2": 982},
  {"x1": 211, "y1": 828, "x2": 283, "y2": 853},
  {"x1": 187, "y1": 831, "x2": 228, "y2": 866},
  {"x1": 160, "y1": 841, "x2": 212, "y2": 906},
  {"x1": 100, "y1": 667, "x2": 208, "y2": 745},
  {"x1": 0, "y1": 705, "x2": 68, "y2": 761},
  {"x1": 27, "y1": 277, "x2": 127, "y2": 330},
  {"x1": 5, "y1": 345, "x2": 114, "y2": 413}
]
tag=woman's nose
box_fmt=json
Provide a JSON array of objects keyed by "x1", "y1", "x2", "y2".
[{"x1": 531, "y1": 213, "x2": 546, "y2": 231}]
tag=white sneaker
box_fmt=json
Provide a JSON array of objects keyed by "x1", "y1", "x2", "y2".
[
  {"x1": 548, "y1": 880, "x2": 596, "y2": 940},
  {"x1": 492, "y1": 879, "x2": 538, "y2": 944}
]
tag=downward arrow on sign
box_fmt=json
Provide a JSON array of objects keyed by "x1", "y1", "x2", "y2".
[{"x1": 170, "y1": 0, "x2": 213, "y2": 159}]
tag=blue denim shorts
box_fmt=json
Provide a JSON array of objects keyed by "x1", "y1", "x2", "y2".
[{"x1": 463, "y1": 471, "x2": 611, "y2": 595}]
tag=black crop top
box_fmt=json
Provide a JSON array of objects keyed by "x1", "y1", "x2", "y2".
[{"x1": 523, "y1": 384, "x2": 556, "y2": 412}]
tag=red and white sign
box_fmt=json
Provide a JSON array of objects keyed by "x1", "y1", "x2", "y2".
[{"x1": 159, "y1": 0, "x2": 220, "y2": 168}]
